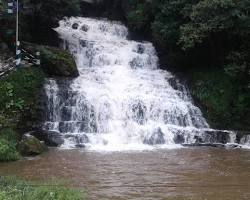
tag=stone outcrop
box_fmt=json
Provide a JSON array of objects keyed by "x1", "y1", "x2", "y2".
[
  {"x1": 18, "y1": 134, "x2": 48, "y2": 156},
  {"x1": 23, "y1": 43, "x2": 79, "y2": 77}
]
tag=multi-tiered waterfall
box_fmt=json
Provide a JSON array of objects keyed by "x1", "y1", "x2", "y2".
[{"x1": 42, "y1": 17, "x2": 227, "y2": 150}]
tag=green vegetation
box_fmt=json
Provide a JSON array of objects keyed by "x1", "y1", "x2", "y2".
[
  {"x1": 0, "y1": 177, "x2": 86, "y2": 200},
  {"x1": 0, "y1": 67, "x2": 45, "y2": 161},
  {"x1": 188, "y1": 69, "x2": 250, "y2": 130},
  {"x1": 0, "y1": 128, "x2": 19, "y2": 161},
  {"x1": 125, "y1": 0, "x2": 250, "y2": 130},
  {"x1": 0, "y1": 67, "x2": 45, "y2": 129}
]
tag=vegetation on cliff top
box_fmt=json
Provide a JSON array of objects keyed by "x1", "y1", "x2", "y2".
[{"x1": 126, "y1": 0, "x2": 250, "y2": 130}]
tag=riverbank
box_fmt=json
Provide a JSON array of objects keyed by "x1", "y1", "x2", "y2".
[{"x1": 0, "y1": 176, "x2": 86, "y2": 200}]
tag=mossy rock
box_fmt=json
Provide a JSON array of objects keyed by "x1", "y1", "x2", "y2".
[
  {"x1": 39, "y1": 46, "x2": 79, "y2": 77},
  {"x1": 18, "y1": 135, "x2": 48, "y2": 156},
  {"x1": 23, "y1": 42, "x2": 79, "y2": 77}
]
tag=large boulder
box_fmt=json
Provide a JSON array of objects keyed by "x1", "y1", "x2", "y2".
[
  {"x1": 30, "y1": 130, "x2": 64, "y2": 147},
  {"x1": 23, "y1": 43, "x2": 79, "y2": 77},
  {"x1": 39, "y1": 46, "x2": 79, "y2": 77},
  {"x1": 18, "y1": 135, "x2": 48, "y2": 156}
]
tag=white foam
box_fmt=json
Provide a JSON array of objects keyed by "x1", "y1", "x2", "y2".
[{"x1": 44, "y1": 17, "x2": 210, "y2": 151}]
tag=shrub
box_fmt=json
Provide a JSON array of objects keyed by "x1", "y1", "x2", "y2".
[
  {"x1": 0, "y1": 67, "x2": 45, "y2": 125},
  {"x1": 0, "y1": 128, "x2": 19, "y2": 162},
  {"x1": 0, "y1": 177, "x2": 86, "y2": 200},
  {"x1": 0, "y1": 138, "x2": 19, "y2": 162}
]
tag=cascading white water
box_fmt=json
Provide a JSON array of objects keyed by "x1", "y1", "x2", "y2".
[{"x1": 43, "y1": 17, "x2": 217, "y2": 151}]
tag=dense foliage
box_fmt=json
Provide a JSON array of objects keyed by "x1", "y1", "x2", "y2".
[
  {"x1": 0, "y1": 67, "x2": 45, "y2": 161},
  {"x1": 0, "y1": 67, "x2": 45, "y2": 129},
  {"x1": 0, "y1": 128, "x2": 19, "y2": 161},
  {"x1": 126, "y1": 0, "x2": 250, "y2": 130},
  {"x1": 0, "y1": 177, "x2": 86, "y2": 200}
]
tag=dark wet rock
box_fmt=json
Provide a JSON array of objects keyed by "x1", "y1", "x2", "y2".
[
  {"x1": 136, "y1": 44, "x2": 144, "y2": 54},
  {"x1": 132, "y1": 102, "x2": 147, "y2": 125},
  {"x1": 61, "y1": 106, "x2": 72, "y2": 121},
  {"x1": 18, "y1": 135, "x2": 48, "y2": 156},
  {"x1": 168, "y1": 77, "x2": 178, "y2": 90},
  {"x1": 203, "y1": 130, "x2": 231, "y2": 144},
  {"x1": 30, "y1": 130, "x2": 64, "y2": 147},
  {"x1": 129, "y1": 57, "x2": 143, "y2": 69},
  {"x1": 80, "y1": 40, "x2": 87, "y2": 47},
  {"x1": 143, "y1": 128, "x2": 165, "y2": 145},
  {"x1": 81, "y1": 24, "x2": 89, "y2": 32},
  {"x1": 194, "y1": 135, "x2": 204, "y2": 143},
  {"x1": 173, "y1": 133, "x2": 185, "y2": 144},
  {"x1": 183, "y1": 143, "x2": 242, "y2": 149},
  {"x1": 75, "y1": 144, "x2": 86, "y2": 148},
  {"x1": 182, "y1": 143, "x2": 225, "y2": 148},
  {"x1": 72, "y1": 23, "x2": 79, "y2": 29}
]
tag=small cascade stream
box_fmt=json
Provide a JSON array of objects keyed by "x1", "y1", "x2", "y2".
[{"x1": 43, "y1": 17, "x2": 236, "y2": 150}]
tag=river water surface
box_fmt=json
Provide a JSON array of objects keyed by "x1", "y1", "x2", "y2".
[{"x1": 0, "y1": 148, "x2": 250, "y2": 200}]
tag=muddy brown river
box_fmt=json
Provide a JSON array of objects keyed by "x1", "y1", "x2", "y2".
[{"x1": 0, "y1": 147, "x2": 250, "y2": 200}]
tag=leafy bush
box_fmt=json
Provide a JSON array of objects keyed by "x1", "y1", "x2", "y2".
[
  {"x1": 0, "y1": 67, "x2": 45, "y2": 129},
  {"x1": 0, "y1": 67, "x2": 45, "y2": 162},
  {"x1": 0, "y1": 177, "x2": 86, "y2": 200},
  {"x1": 189, "y1": 69, "x2": 250, "y2": 130},
  {"x1": 0, "y1": 128, "x2": 18, "y2": 143},
  {"x1": 0, "y1": 128, "x2": 19, "y2": 162},
  {"x1": 0, "y1": 138, "x2": 19, "y2": 162}
]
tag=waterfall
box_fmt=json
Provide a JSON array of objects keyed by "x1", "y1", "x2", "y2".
[{"x1": 43, "y1": 17, "x2": 217, "y2": 151}]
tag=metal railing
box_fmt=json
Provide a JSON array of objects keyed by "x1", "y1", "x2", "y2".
[{"x1": 0, "y1": 56, "x2": 16, "y2": 77}]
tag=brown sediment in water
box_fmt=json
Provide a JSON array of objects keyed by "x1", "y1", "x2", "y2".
[{"x1": 0, "y1": 148, "x2": 250, "y2": 200}]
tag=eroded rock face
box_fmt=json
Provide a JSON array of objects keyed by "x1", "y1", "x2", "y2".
[{"x1": 18, "y1": 135, "x2": 48, "y2": 156}]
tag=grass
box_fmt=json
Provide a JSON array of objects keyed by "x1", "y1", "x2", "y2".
[
  {"x1": 0, "y1": 177, "x2": 87, "y2": 200},
  {"x1": 0, "y1": 128, "x2": 19, "y2": 162}
]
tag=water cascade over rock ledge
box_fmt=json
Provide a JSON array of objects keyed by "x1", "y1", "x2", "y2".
[{"x1": 40, "y1": 17, "x2": 249, "y2": 150}]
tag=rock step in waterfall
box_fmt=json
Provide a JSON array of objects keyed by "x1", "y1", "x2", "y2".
[{"x1": 42, "y1": 17, "x2": 243, "y2": 150}]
